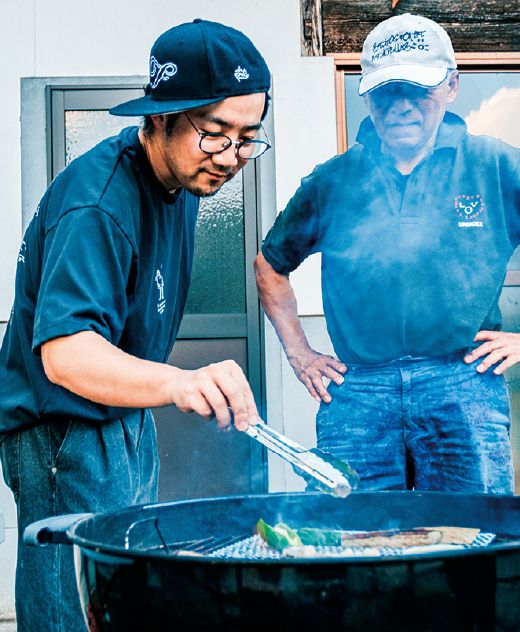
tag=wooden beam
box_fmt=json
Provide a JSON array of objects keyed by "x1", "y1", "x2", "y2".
[
  {"x1": 321, "y1": 0, "x2": 520, "y2": 54},
  {"x1": 301, "y1": 0, "x2": 324, "y2": 56}
]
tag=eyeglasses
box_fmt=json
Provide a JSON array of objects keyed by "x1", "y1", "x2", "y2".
[{"x1": 184, "y1": 112, "x2": 271, "y2": 160}]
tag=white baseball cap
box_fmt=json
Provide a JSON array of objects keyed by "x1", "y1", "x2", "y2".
[{"x1": 359, "y1": 13, "x2": 456, "y2": 96}]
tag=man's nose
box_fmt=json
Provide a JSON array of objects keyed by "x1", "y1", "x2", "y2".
[
  {"x1": 389, "y1": 96, "x2": 414, "y2": 114},
  {"x1": 211, "y1": 144, "x2": 240, "y2": 168}
]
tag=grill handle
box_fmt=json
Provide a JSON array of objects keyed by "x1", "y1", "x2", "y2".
[{"x1": 24, "y1": 513, "x2": 93, "y2": 546}]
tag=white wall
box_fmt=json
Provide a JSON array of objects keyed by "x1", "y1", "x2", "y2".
[
  {"x1": 0, "y1": 0, "x2": 338, "y2": 616},
  {"x1": 0, "y1": 1, "x2": 35, "y2": 323},
  {"x1": 0, "y1": 0, "x2": 332, "y2": 321}
]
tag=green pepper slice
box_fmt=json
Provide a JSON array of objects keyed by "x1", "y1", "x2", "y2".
[
  {"x1": 256, "y1": 519, "x2": 302, "y2": 551},
  {"x1": 297, "y1": 527, "x2": 343, "y2": 547}
]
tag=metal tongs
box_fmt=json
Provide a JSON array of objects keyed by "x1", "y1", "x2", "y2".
[{"x1": 245, "y1": 420, "x2": 360, "y2": 498}]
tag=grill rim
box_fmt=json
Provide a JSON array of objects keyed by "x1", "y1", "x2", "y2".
[{"x1": 64, "y1": 490, "x2": 520, "y2": 565}]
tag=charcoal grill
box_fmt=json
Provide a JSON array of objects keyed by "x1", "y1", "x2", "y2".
[{"x1": 25, "y1": 491, "x2": 520, "y2": 631}]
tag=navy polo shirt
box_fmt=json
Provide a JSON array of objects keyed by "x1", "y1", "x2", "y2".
[
  {"x1": 262, "y1": 113, "x2": 520, "y2": 365},
  {"x1": 0, "y1": 126, "x2": 199, "y2": 433}
]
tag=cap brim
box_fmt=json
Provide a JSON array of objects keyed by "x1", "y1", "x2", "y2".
[
  {"x1": 109, "y1": 94, "x2": 226, "y2": 116},
  {"x1": 358, "y1": 65, "x2": 449, "y2": 96}
]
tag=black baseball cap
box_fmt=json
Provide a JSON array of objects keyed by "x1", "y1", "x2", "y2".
[{"x1": 110, "y1": 19, "x2": 271, "y2": 116}]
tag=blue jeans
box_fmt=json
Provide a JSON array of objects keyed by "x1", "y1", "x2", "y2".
[
  {"x1": 0, "y1": 408, "x2": 159, "y2": 632},
  {"x1": 317, "y1": 354, "x2": 514, "y2": 493}
]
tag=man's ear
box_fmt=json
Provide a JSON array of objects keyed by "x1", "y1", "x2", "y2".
[
  {"x1": 446, "y1": 70, "x2": 459, "y2": 104},
  {"x1": 150, "y1": 114, "x2": 167, "y2": 131}
]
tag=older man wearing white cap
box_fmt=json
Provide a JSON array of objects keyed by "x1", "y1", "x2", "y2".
[{"x1": 255, "y1": 14, "x2": 520, "y2": 493}]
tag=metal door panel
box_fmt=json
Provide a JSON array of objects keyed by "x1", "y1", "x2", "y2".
[{"x1": 154, "y1": 338, "x2": 265, "y2": 500}]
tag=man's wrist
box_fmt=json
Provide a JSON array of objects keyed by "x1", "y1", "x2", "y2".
[
  {"x1": 161, "y1": 365, "x2": 187, "y2": 407},
  {"x1": 285, "y1": 343, "x2": 312, "y2": 362}
]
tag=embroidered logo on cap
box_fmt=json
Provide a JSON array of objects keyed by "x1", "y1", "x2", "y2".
[
  {"x1": 234, "y1": 66, "x2": 249, "y2": 82},
  {"x1": 150, "y1": 56, "x2": 178, "y2": 89},
  {"x1": 455, "y1": 194, "x2": 485, "y2": 228},
  {"x1": 372, "y1": 30, "x2": 429, "y2": 62}
]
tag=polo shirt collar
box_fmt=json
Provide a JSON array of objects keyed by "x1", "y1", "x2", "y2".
[{"x1": 356, "y1": 112, "x2": 467, "y2": 154}]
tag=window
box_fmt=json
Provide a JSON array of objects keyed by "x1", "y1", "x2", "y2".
[{"x1": 332, "y1": 54, "x2": 520, "y2": 491}]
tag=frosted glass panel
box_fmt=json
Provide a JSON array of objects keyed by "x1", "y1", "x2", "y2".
[
  {"x1": 65, "y1": 110, "x2": 140, "y2": 164},
  {"x1": 185, "y1": 175, "x2": 245, "y2": 314},
  {"x1": 64, "y1": 110, "x2": 246, "y2": 316}
]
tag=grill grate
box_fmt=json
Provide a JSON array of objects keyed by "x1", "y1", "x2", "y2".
[
  {"x1": 123, "y1": 515, "x2": 252, "y2": 555},
  {"x1": 168, "y1": 534, "x2": 251, "y2": 555},
  {"x1": 123, "y1": 517, "x2": 497, "y2": 559}
]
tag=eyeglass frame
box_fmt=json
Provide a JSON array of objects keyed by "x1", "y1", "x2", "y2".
[{"x1": 183, "y1": 112, "x2": 271, "y2": 160}]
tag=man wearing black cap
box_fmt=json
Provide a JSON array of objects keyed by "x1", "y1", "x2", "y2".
[
  {"x1": 256, "y1": 14, "x2": 520, "y2": 494},
  {"x1": 0, "y1": 19, "x2": 271, "y2": 631}
]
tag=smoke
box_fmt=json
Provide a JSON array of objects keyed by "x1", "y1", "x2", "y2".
[{"x1": 464, "y1": 87, "x2": 520, "y2": 147}]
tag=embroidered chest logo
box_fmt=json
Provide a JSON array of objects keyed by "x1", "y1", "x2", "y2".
[
  {"x1": 155, "y1": 269, "x2": 166, "y2": 314},
  {"x1": 150, "y1": 56, "x2": 178, "y2": 89},
  {"x1": 454, "y1": 194, "x2": 485, "y2": 228},
  {"x1": 234, "y1": 66, "x2": 249, "y2": 82}
]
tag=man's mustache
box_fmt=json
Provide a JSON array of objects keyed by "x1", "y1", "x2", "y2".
[{"x1": 198, "y1": 167, "x2": 234, "y2": 177}]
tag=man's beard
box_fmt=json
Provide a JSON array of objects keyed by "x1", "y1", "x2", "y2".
[
  {"x1": 182, "y1": 170, "x2": 234, "y2": 198},
  {"x1": 187, "y1": 185, "x2": 224, "y2": 198}
]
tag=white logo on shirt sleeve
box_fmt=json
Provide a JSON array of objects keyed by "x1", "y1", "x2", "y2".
[{"x1": 18, "y1": 240, "x2": 26, "y2": 264}]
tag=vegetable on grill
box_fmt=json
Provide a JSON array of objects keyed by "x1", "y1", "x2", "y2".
[
  {"x1": 298, "y1": 527, "x2": 343, "y2": 547},
  {"x1": 256, "y1": 520, "x2": 343, "y2": 550},
  {"x1": 256, "y1": 519, "x2": 302, "y2": 551}
]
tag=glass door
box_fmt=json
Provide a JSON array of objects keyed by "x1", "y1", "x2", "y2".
[{"x1": 49, "y1": 85, "x2": 266, "y2": 499}]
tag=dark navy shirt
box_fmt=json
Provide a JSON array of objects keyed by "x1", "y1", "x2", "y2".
[
  {"x1": 262, "y1": 113, "x2": 520, "y2": 365},
  {"x1": 0, "y1": 126, "x2": 199, "y2": 432}
]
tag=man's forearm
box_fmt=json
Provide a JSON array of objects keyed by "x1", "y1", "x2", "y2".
[
  {"x1": 42, "y1": 330, "x2": 180, "y2": 407},
  {"x1": 254, "y1": 252, "x2": 311, "y2": 358}
]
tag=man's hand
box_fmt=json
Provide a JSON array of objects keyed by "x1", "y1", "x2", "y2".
[
  {"x1": 464, "y1": 330, "x2": 520, "y2": 374},
  {"x1": 169, "y1": 360, "x2": 260, "y2": 431},
  {"x1": 288, "y1": 349, "x2": 347, "y2": 403}
]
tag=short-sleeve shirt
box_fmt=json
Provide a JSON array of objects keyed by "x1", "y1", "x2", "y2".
[
  {"x1": 0, "y1": 126, "x2": 199, "y2": 432},
  {"x1": 262, "y1": 113, "x2": 520, "y2": 365}
]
